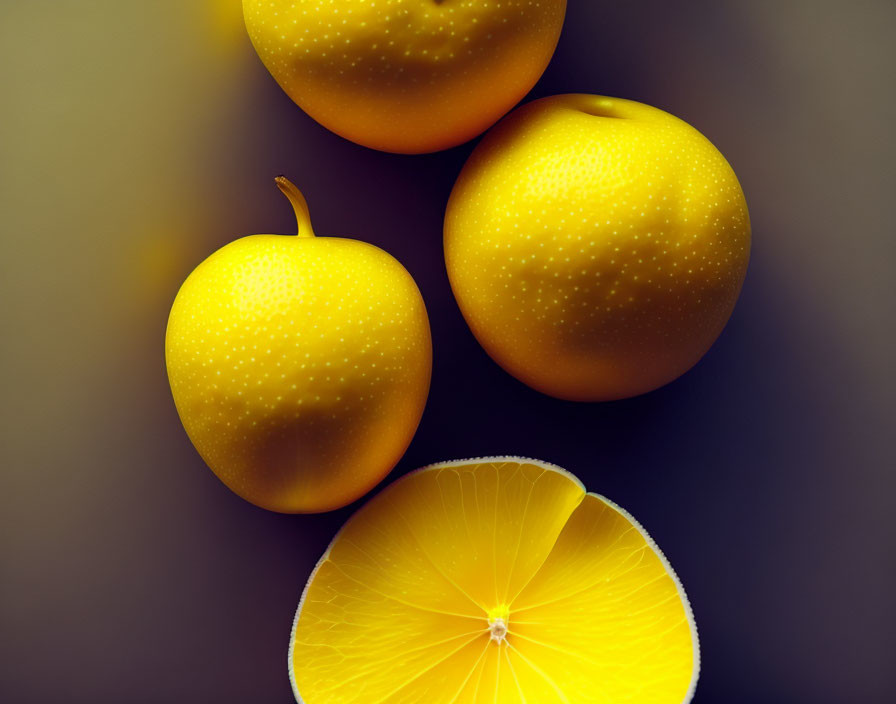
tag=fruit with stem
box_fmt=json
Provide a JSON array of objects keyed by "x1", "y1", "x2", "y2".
[{"x1": 166, "y1": 178, "x2": 432, "y2": 512}]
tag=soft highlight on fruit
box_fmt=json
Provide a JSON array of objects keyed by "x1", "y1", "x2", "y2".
[
  {"x1": 445, "y1": 94, "x2": 751, "y2": 401},
  {"x1": 165, "y1": 178, "x2": 431, "y2": 513},
  {"x1": 242, "y1": 0, "x2": 566, "y2": 153},
  {"x1": 290, "y1": 457, "x2": 698, "y2": 702}
]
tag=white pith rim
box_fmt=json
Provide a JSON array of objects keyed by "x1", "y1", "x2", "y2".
[{"x1": 288, "y1": 455, "x2": 700, "y2": 704}]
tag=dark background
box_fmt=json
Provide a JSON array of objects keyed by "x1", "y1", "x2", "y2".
[{"x1": 2, "y1": 1, "x2": 893, "y2": 702}]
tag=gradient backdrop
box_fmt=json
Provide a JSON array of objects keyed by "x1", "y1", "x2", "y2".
[{"x1": 2, "y1": 2, "x2": 894, "y2": 702}]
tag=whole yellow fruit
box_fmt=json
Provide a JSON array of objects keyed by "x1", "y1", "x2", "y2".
[
  {"x1": 445, "y1": 94, "x2": 751, "y2": 401},
  {"x1": 165, "y1": 178, "x2": 431, "y2": 512},
  {"x1": 242, "y1": 0, "x2": 566, "y2": 154}
]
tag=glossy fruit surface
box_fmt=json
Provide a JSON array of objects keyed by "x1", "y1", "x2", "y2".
[
  {"x1": 165, "y1": 178, "x2": 431, "y2": 512},
  {"x1": 242, "y1": 0, "x2": 566, "y2": 153},
  {"x1": 445, "y1": 94, "x2": 751, "y2": 401},
  {"x1": 290, "y1": 457, "x2": 698, "y2": 703}
]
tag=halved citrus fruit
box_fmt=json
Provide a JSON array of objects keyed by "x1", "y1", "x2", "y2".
[{"x1": 289, "y1": 457, "x2": 698, "y2": 703}]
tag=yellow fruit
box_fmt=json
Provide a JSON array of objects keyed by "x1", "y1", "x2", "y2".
[
  {"x1": 445, "y1": 94, "x2": 751, "y2": 401},
  {"x1": 242, "y1": 0, "x2": 566, "y2": 154},
  {"x1": 290, "y1": 457, "x2": 698, "y2": 703},
  {"x1": 165, "y1": 178, "x2": 431, "y2": 513}
]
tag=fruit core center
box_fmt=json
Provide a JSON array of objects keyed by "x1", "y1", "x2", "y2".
[{"x1": 488, "y1": 617, "x2": 508, "y2": 643}]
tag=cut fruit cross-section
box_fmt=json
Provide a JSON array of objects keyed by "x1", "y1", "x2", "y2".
[{"x1": 289, "y1": 457, "x2": 698, "y2": 703}]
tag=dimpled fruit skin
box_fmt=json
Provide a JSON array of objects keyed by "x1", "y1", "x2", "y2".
[
  {"x1": 242, "y1": 0, "x2": 566, "y2": 154},
  {"x1": 445, "y1": 94, "x2": 751, "y2": 401},
  {"x1": 165, "y1": 236, "x2": 431, "y2": 513}
]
